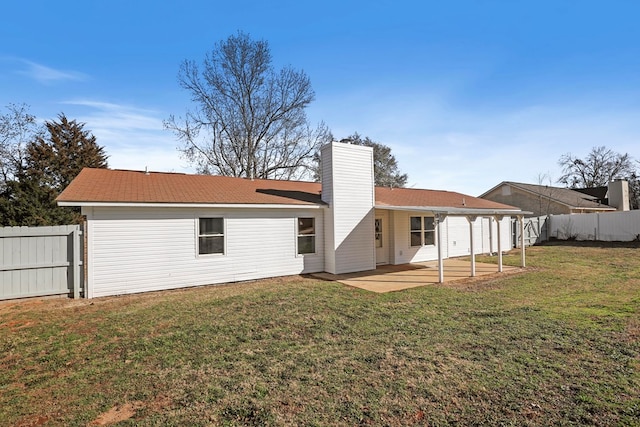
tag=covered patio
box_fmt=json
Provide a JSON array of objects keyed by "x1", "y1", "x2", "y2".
[
  {"x1": 381, "y1": 207, "x2": 529, "y2": 280},
  {"x1": 313, "y1": 258, "x2": 521, "y2": 293}
]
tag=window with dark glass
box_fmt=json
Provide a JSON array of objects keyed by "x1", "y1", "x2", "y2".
[
  {"x1": 410, "y1": 216, "x2": 435, "y2": 247},
  {"x1": 297, "y1": 217, "x2": 315, "y2": 254},
  {"x1": 375, "y1": 218, "x2": 383, "y2": 248},
  {"x1": 199, "y1": 218, "x2": 224, "y2": 255}
]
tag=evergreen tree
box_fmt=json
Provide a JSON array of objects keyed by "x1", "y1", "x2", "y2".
[
  {"x1": 25, "y1": 114, "x2": 108, "y2": 193},
  {"x1": 0, "y1": 177, "x2": 81, "y2": 226},
  {"x1": 0, "y1": 113, "x2": 108, "y2": 226},
  {"x1": 342, "y1": 133, "x2": 408, "y2": 188}
]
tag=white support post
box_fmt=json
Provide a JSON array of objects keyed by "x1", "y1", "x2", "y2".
[
  {"x1": 72, "y1": 226, "x2": 80, "y2": 299},
  {"x1": 519, "y1": 215, "x2": 526, "y2": 268},
  {"x1": 467, "y1": 215, "x2": 477, "y2": 277},
  {"x1": 495, "y1": 215, "x2": 503, "y2": 273},
  {"x1": 436, "y1": 214, "x2": 445, "y2": 283}
]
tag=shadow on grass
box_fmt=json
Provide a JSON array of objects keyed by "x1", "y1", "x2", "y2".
[{"x1": 537, "y1": 239, "x2": 640, "y2": 249}]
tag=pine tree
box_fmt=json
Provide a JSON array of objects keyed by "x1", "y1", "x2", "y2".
[
  {"x1": 0, "y1": 114, "x2": 108, "y2": 226},
  {"x1": 25, "y1": 114, "x2": 108, "y2": 193}
]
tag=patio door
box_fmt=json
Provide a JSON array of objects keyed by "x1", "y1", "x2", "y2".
[{"x1": 375, "y1": 216, "x2": 389, "y2": 265}]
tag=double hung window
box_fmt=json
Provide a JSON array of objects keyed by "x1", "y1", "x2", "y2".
[
  {"x1": 410, "y1": 216, "x2": 435, "y2": 247},
  {"x1": 198, "y1": 218, "x2": 224, "y2": 255},
  {"x1": 297, "y1": 217, "x2": 315, "y2": 254}
]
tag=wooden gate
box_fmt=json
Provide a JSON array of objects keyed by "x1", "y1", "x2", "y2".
[
  {"x1": 513, "y1": 216, "x2": 548, "y2": 247},
  {"x1": 0, "y1": 225, "x2": 83, "y2": 300}
]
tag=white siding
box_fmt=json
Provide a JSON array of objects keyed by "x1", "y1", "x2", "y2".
[
  {"x1": 500, "y1": 217, "x2": 513, "y2": 251},
  {"x1": 321, "y1": 142, "x2": 376, "y2": 274},
  {"x1": 490, "y1": 217, "x2": 513, "y2": 254},
  {"x1": 447, "y1": 216, "x2": 470, "y2": 258},
  {"x1": 85, "y1": 207, "x2": 324, "y2": 298}
]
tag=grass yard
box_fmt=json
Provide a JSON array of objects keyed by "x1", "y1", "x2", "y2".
[{"x1": 1, "y1": 242, "x2": 639, "y2": 426}]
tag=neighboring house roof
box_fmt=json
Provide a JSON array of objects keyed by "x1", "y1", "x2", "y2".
[
  {"x1": 479, "y1": 181, "x2": 615, "y2": 211},
  {"x1": 57, "y1": 168, "x2": 519, "y2": 212},
  {"x1": 573, "y1": 186, "x2": 608, "y2": 202}
]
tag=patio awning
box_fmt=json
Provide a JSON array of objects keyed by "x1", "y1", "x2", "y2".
[
  {"x1": 375, "y1": 205, "x2": 531, "y2": 217},
  {"x1": 375, "y1": 205, "x2": 532, "y2": 282}
]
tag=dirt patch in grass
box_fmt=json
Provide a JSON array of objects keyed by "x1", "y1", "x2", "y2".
[{"x1": 88, "y1": 401, "x2": 144, "y2": 425}]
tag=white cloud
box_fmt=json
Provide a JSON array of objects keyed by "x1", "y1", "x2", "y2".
[
  {"x1": 396, "y1": 104, "x2": 640, "y2": 196},
  {"x1": 313, "y1": 89, "x2": 640, "y2": 196},
  {"x1": 60, "y1": 100, "x2": 192, "y2": 173},
  {"x1": 16, "y1": 59, "x2": 88, "y2": 84}
]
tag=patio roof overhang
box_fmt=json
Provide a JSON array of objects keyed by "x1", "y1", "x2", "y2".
[
  {"x1": 374, "y1": 205, "x2": 531, "y2": 217},
  {"x1": 374, "y1": 205, "x2": 532, "y2": 283}
]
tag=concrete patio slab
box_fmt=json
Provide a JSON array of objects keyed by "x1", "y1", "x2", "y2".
[{"x1": 312, "y1": 259, "x2": 520, "y2": 293}]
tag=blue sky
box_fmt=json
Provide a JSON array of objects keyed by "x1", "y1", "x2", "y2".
[{"x1": 1, "y1": 0, "x2": 639, "y2": 195}]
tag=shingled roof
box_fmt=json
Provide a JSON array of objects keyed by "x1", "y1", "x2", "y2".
[
  {"x1": 484, "y1": 181, "x2": 615, "y2": 210},
  {"x1": 57, "y1": 168, "x2": 324, "y2": 205},
  {"x1": 57, "y1": 168, "x2": 518, "y2": 211}
]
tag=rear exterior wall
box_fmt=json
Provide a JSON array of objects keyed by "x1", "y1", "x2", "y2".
[{"x1": 83, "y1": 206, "x2": 324, "y2": 298}]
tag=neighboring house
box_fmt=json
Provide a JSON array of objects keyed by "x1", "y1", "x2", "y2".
[
  {"x1": 574, "y1": 179, "x2": 631, "y2": 211},
  {"x1": 479, "y1": 181, "x2": 618, "y2": 217},
  {"x1": 57, "y1": 142, "x2": 526, "y2": 298}
]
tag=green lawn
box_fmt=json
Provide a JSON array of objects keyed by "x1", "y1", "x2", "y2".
[{"x1": 1, "y1": 242, "x2": 639, "y2": 426}]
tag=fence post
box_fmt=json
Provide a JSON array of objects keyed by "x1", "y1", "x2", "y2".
[{"x1": 72, "y1": 226, "x2": 80, "y2": 299}]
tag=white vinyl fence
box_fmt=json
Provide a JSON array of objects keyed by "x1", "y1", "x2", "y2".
[
  {"x1": 548, "y1": 210, "x2": 640, "y2": 242},
  {"x1": 0, "y1": 225, "x2": 83, "y2": 300}
]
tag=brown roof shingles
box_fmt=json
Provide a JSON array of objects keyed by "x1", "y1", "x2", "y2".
[
  {"x1": 505, "y1": 182, "x2": 614, "y2": 210},
  {"x1": 57, "y1": 168, "x2": 517, "y2": 211},
  {"x1": 375, "y1": 187, "x2": 515, "y2": 210},
  {"x1": 57, "y1": 168, "x2": 323, "y2": 205}
]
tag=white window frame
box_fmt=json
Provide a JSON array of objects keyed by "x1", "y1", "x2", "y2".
[
  {"x1": 297, "y1": 217, "x2": 316, "y2": 255},
  {"x1": 410, "y1": 216, "x2": 435, "y2": 247},
  {"x1": 197, "y1": 217, "x2": 225, "y2": 256}
]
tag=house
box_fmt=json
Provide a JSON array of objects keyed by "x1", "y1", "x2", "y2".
[
  {"x1": 57, "y1": 142, "x2": 527, "y2": 298},
  {"x1": 574, "y1": 179, "x2": 631, "y2": 211},
  {"x1": 479, "y1": 181, "x2": 620, "y2": 218}
]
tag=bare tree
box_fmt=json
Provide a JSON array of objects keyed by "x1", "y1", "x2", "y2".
[
  {"x1": 558, "y1": 146, "x2": 635, "y2": 188},
  {"x1": 0, "y1": 103, "x2": 42, "y2": 187},
  {"x1": 629, "y1": 163, "x2": 640, "y2": 210},
  {"x1": 165, "y1": 32, "x2": 331, "y2": 180},
  {"x1": 535, "y1": 172, "x2": 555, "y2": 216}
]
